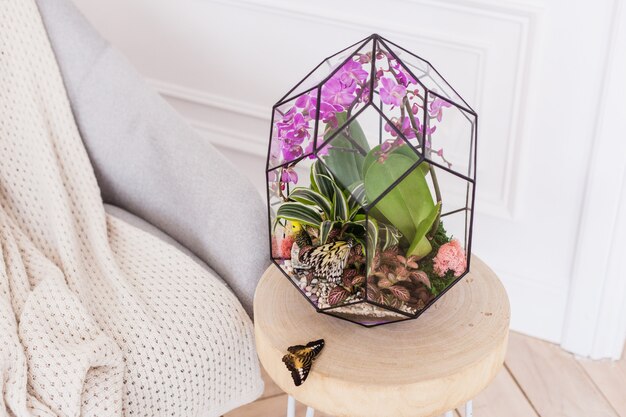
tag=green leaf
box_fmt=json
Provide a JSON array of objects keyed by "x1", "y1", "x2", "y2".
[
  {"x1": 347, "y1": 181, "x2": 366, "y2": 218},
  {"x1": 352, "y1": 216, "x2": 379, "y2": 267},
  {"x1": 289, "y1": 187, "x2": 332, "y2": 219},
  {"x1": 310, "y1": 161, "x2": 335, "y2": 200},
  {"x1": 379, "y1": 223, "x2": 401, "y2": 251},
  {"x1": 276, "y1": 202, "x2": 323, "y2": 228},
  {"x1": 331, "y1": 181, "x2": 349, "y2": 221},
  {"x1": 362, "y1": 143, "x2": 423, "y2": 179},
  {"x1": 364, "y1": 154, "x2": 435, "y2": 246},
  {"x1": 319, "y1": 220, "x2": 338, "y2": 245},
  {"x1": 322, "y1": 112, "x2": 370, "y2": 186},
  {"x1": 407, "y1": 201, "x2": 441, "y2": 258}
]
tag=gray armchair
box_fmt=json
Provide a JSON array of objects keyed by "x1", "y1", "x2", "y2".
[{"x1": 36, "y1": 0, "x2": 269, "y2": 318}]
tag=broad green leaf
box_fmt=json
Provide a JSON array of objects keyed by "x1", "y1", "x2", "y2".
[
  {"x1": 364, "y1": 154, "x2": 435, "y2": 245},
  {"x1": 322, "y1": 112, "x2": 370, "y2": 186},
  {"x1": 289, "y1": 187, "x2": 332, "y2": 219},
  {"x1": 276, "y1": 202, "x2": 323, "y2": 228},
  {"x1": 362, "y1": 143, "x2": 423, "y2": 179},
  {"x1": 407, "y1": 201, "x2": 441, "y2": 258}
]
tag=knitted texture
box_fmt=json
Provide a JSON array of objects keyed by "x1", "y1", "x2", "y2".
[{"x1": 0, "y1": 1, "x2": 263, "y2": 416}]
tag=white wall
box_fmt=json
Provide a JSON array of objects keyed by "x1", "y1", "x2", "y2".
[{"x1": 71, "y1": 0, "x2": 626, "y2": 358}]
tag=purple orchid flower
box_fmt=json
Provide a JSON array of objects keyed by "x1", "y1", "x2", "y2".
[
  {"x1": 379, "y1": 77, "x2": 406, "y2": 107},
  {"x1": 281, "y1": 113, "x2": 310, "y2": 144},
  {"x1": 275, "y1": 108, "x2": 312, "y2": 162},
  {"x1": 395, "y1": 69, "x2": 418, "y2": 87},
  {"x1": 384, "y1": 117, "x2": 416, "y2": 140},
  {"x1": 318, "y1": 101, "x2": 343, "y2": 128},
  {"x1": 303, "y1": 140, "x2": 330, "y2": 158},
  {"x1": 280, "y1": 167, "x2": 298, "y2": 184},
  {"x1": 321, "y1": 77, "x2": 356, "y2": 107},
  {"x1": 429, "y1": 97, "x2": 451, "y2": 122},
  {"x1": 295, "y1": 91, "x2": 318, "y2": 118},
  {"x1": 358, "y1": 53, "x2": 371, "y2": 64},
  {"x1": 417, "y1": 117, "x2": 437, "y2": 136},
  {"x1": 338, "y1": 60, "x2": 369, "y2": 85}
]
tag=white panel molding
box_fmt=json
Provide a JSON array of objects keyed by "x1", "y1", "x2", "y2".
[
  {"x1": 186, "y1": 117, "x2": 268, "y2": 157},
  {"x1": 148, "y1": 78, "x2": 269, "y2": 122},
  {"x1": 561, "y1": 0, "x2": 626, "y2": 360},
  {"x1": 210, "y1": 0, "x2": 490, "y2": 56}
]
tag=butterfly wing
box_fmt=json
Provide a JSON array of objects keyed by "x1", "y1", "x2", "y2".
[
  {"x1": 282, "y1": 353, "x2": 310, "y2": 386},
  {"x1": 287, "y1": 339, "x2": 324, "y2": 355},
  {"x1": 282, "y1": 339, "x2": 325, "y2": 386},
  {"x1": 305, "y1": 339, "x2": 325, "y2": 354},
  {"x1": 301, "y1": 241, "x2": 352, "y2": 283},
  {"x1": 287, "y1": 344, "x2": 307, "y2": 354}
]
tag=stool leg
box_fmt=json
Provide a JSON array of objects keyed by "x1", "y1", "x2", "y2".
[
  {"x1": 287, "y1": 395, "x2": 296, "y2": 417},
  {"x1": 305, "y1": 406, "x2": 315, "y2": 417},
  {"x1": 465, "y1": 400, "x2": 473, "y2": 417}
]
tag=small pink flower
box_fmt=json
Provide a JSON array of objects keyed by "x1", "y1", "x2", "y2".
[
  {"x1": 280, "y1": 235, "x2": 295, "y2": 258},
  {"x1": 433, "y1": 239, "x2": 467, "y2": 277},
  {"x1": 271, "y1": 235, "x2": 295, "y2": 259}
]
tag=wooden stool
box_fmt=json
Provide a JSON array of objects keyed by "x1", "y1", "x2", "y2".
[{"x1": 254, "y1": 256, "x2": 510, "y2": 417}]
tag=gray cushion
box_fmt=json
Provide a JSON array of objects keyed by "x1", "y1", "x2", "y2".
[{"x1": 36, "y1": 0, "x2": 269, "y2": 317}]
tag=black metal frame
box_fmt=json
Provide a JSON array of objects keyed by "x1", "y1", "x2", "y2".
[{"x1": 265, "y1": 34, "x2": 478, "y2": 327}]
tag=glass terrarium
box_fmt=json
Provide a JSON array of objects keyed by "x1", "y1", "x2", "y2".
[{"x1": 266, "y1": 34, "x2": 477, "y2": 327}]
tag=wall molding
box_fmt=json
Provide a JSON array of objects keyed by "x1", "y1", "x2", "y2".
[
  {"x1": 561, "y1": 0, "x2": 626, "y2": 360},
  {"x1": 185, "y1": 116, "x2": 268, "y2": 157},
  {"x1": 148, "y1": 78, "x2": 269, "y2": 122}
]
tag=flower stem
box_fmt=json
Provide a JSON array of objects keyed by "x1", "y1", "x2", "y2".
[
  {"x1": 428, "y1": 165, "x2": 442, "y2": 238},
  {"x1": 403, "y1": 97, "x2": 422, "y2": 147},
  {"x1": 402, "y1": 99, "x2": 442, "y2": 239}
]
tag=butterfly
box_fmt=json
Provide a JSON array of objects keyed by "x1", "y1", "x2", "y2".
[
  {"x1": 282, "y1": 339, "x2": 325, "y2": 386},
  {"x1": 294, "y1": 240, "x2": 353, "y2": 284}
]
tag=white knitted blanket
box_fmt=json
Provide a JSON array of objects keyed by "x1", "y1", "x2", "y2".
[{"x1": 0, "y1": 1, "x2": 263, "y2": 416}]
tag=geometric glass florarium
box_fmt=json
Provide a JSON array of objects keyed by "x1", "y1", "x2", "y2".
[{"x1": 266, "y1": 34, "x2": 477, "y2": 326}]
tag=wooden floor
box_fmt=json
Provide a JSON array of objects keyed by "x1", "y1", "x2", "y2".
[{"x1": 225, "y1": 332, "x2": 626, "y2": 417}]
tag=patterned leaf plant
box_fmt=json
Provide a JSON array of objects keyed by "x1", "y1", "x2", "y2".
[{"x1": 276, "y1": 161, "x2": 399, "y2": 252}]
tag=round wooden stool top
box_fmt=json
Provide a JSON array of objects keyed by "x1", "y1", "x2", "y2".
[{"x1": 254, "y1": 256, "x2": 510, "y2": 417}]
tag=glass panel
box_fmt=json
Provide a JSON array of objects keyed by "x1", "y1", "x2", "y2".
[
  {"x1": 324, "y1": 303, "x2": 411, "y2": 326},
  {"x1": 267, "y1": 154, "x2": 367, "y2": 310},
  {"x1": 268, "y1": 92, "x2": 317, "y2": 170},
  {"x1": 267, "y1": 35, "x2": 476, "y2": 325},
  {"x1": 381, "y1": 37, "x2": 471, "y2": 110},
  {"x1": 315, "y1": 39, "x2": 376, "y2": 148},
  {"x1": 317, "y1": 105, "x2": 421, "y2": 207},
  {"x1": 364, "y1": 160, "x2": 438, "y2": 317},
  {"x1": 424, "y1": 91, "x2": 476, "y2": 179},
  {"x1": 424, "y1": 161, "x2": 474, "y2": 216},
  {"x1": 278, "y1": 37, "x2": 373, "y2": 107},
  {"x1": 372, "y1": 40, "x2": 427, "y2": 154}
]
